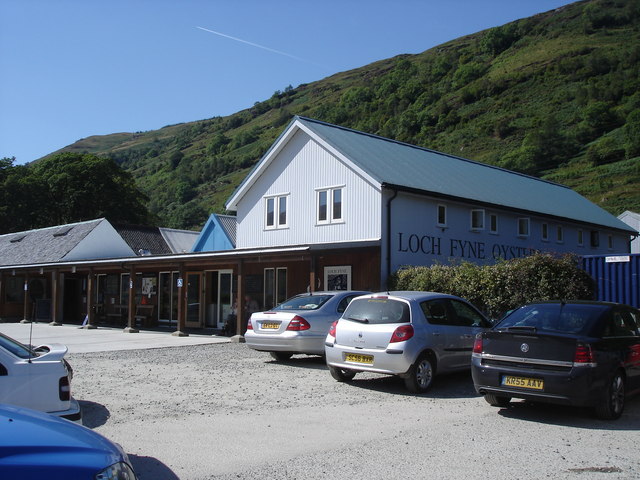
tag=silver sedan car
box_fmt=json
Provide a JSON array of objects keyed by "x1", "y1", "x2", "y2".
[
  {"x1": 245, "y1": 290, "x2": 369, "y2": 361},
  {"x1": 325, "y1": 291, "x2": 492, "y2": 392}
]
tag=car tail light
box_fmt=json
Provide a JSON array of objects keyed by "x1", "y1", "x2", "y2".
[
  {"x1": 246, "y1": 318, "x2": 253, "y2": 330},
  {"x1": 389, "y1": 324, "x2": 414, "y2": 343},
  {"x1": 287, "y1": 315, "x2": 311, "y2": 331},
  {"x1": 473, "y1": 334, "x2": 483, "y2": 354},
  {"x1": 59, "y1": 376, "x2": 71, "y2": 401},
  {"x1": 574, "y1": 343, "x2": 596, "y2": 366},
  {"x1": 328, "y1": 320, "x2": 338, "y2": 339}
]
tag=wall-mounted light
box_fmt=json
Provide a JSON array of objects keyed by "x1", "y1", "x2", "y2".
[
  {"x1": 39, "y1": 267, "x2": 44, "y2": 275},
  {"x1": 72, "y1": 266, "x2": 77, "y2": 273}
]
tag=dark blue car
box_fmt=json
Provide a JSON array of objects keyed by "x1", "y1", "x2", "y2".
[
  {"x1": 0, "y1": 404, "x2": 137, "y2": 479},
  {"x1": 471, "y1": 301, "x2": 640, "y2": 420}
]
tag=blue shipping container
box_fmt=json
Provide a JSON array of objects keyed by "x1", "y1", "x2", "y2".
[{"x1": 582, "y1": 254, "x2": 640, "y2": 308}]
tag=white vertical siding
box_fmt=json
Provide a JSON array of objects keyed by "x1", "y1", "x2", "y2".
[{"x1": 237, "y1": 130, "x2": 381, "y2": 248}]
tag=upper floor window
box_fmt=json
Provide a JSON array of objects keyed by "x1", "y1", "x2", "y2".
[
  {"x1": 265, "y1": 194, "x2": 288, "y2": 229},
  {"x1": 577, "y1": 229, "x2": 584, "y2": 246},
  {"x1": 470, "y1": 209, "x2": 484, "y2": 231},
  {"x1": 556, "y1": 226, "x2": 564, "y2": 243},
  {"x1": 541, "y1": 223, "x2": 549, "y2": 241},
  {"x1": 317, "y1": 186, "x2": 343, "y2": 224},
  {"x1": 489, "y1": 214, "x2": 498, "y2": 234},
  {"x1": 608, "y1": 234, "x2": 614, "y2": 250},
  {"x1": 518, "y1": 218, "x2": 530, "y2": 237},
  {"x1": 437, "y1": 204, "x2": 447, "y2": 227}
]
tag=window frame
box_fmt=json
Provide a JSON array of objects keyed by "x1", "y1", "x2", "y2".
[
  {"x1": 470, "y1": 209, "x2": 485, "y2": 231},
  {"x1": 541, "y1": 223, "x2": 549, "y2": 242},
  {"x1": 316, "y1": 186, "x2": 344, "y2": 225},
  {"x1": 264, "y1": 193, "x2": 289, "y2": 230},
  {"x1": 489, "y1": 213, "x2": 498, "y2": 234},
  {"x1": 437, "y1": 204, "x2": 447, "y2": 228},
  {"x1": 518, "y1": 218, "x2": 530, "y2": 238},
  {"x1": 556, "y1": 225, "x2": 564, "y2": 244},
  {"x1": 577, "y1": 229, "x2": 584, "y2": 247}
]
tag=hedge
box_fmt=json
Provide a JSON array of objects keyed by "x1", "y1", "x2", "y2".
[{"x1": 389, "y1": 253, "x2": 595, "y2": 319}]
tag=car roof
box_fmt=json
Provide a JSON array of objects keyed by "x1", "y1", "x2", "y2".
[
  {"x1": 361, "y1": 291, "x2": 461, "y2": 301},
  {"x1": 292, "y1": 290, "x2": 370, "y2": 296},
  {"x1": 520, "y1": 300, "x2": 636, "y2": 309}
]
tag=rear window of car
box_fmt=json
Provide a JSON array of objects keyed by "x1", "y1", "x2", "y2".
[
  {"x1": 274, "y1": 294, "x2": 333, "y2": 311},
  {"x1": 342, "y1": 298, "x2": 410, "y2": 324},
  {"x1": 0, "y1": 333, "x2": 33, "y2": 359},
  {"x1": 497, "y1": 303, "x2": 608, "y2": 335}
]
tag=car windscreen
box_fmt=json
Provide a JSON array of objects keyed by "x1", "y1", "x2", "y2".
[
  {"x1": 496, "y1": 303, "x2": 608, "y2": 335},
  {"x1": 273, "y1": 294, "x2": 333, "y2": 311},
  {"x1": 343, "y1": 298, "x2": 410, "y2": 324},
  {"x1": 0, "y1": 332, "x2": 34, "y2": 359}
]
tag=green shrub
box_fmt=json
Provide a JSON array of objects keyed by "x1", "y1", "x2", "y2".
[{"x1": 390, "y1": 253, "x2": 595, "y2": 319}]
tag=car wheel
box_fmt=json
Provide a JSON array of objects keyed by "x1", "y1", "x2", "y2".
[
  {"x1": 329, "y1": 366, "x2": 356, "y2": 382},
  {"x1": 595, "y1": 371, "x2": 625, "y2": 420},
  {"x1": 269, "y1": 352, "x2": 293, "y2": 361},
  {"x1": 484, "y1": 394, "x2": 511, "y2": 408},
  {"x1": 404, "y1": 354, "x2": 435, "y2": 393}
]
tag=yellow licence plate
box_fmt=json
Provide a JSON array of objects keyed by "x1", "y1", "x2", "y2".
[
  {"x1": 502, "y1": 375, "x2": 544, "y2": 390},
  {"x1": 345, "y1": 353, "x2": 373, "y2": 364},
  {"x1": 261, "y1": 322, "x2": 280, "y2": 329}
]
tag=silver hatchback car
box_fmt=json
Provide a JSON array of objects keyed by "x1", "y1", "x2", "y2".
[
  {"x1": 245, "y1": 290, "x2": 369, "y2": 361},
  {"x1": 325, "y1": 291, "x2": 492, "y2": 392}
]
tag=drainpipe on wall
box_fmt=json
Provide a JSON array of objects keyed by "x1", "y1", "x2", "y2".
[{"x1": 385, "y1": 186, "x2": 398, "y2": 290}]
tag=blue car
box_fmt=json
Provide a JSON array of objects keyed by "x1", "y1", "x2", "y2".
[{"x1": 0, "y1": 404, "x2": 137, "y2": 479}]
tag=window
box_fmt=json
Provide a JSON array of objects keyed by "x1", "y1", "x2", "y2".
[
  {"x1": 470, "y1": 209, "x2": 484, "y2": 230},
  {"x1": 608, "y1": 234, "x2": 614, "y2": 250},
  {"x1": 518, "y1": 218, "x2": 530, "y2": 237},
  {"x1": 489, "y1": 214, "x2": 498, "y2": 234},
  {"x1": 437, "y1": 205, "x2": 447, "y2": 227},
  {"x1": 265, "y1": 194, "x2": 288, "y2": 229},
  {"x1": 264, "y1": 267, "x2": 287, "y2": 311},
  {"x1": 591, "y1": 230, "x2": 600, "y2": 247},
  {"x1": 541, "y1": 223, "x2": 549, "y2": 241},
  {"x1": 317, "y1": 187, "x2": 343, "y2": 224},
  {"x1": 578, "y1": 230, "x2": 584, "y2": 246},
  {"x1": 556, "y1": 226, "x2": 564, "y2": 243},
  {"x1": 4, "y1": 276, "x2": 24, "y2": 303}
]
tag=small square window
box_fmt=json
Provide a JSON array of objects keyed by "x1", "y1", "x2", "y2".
[
  {"x1": 437, "y1": 205, "x2": 447, "y2": 227},
  {"x1": 489, "y1": 214, "x2": 498, "y2": 234},
  {"x1": 470, "y1": 209, "x2": 484, "y2": 230},
  {"x1": 265, "y1": 194, "x2": 288, "y2": 229},
  {"x1": 518, "y1": 218, "x2": 530, "y2": 237},
  {"x1": 317, "y1": 187, "x2": 344, "y2": 224}
]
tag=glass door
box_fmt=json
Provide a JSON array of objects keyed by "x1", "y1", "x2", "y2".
[
  {"x1": 186, "y1": 273, "x2": 202, "y2": 328},
  {"x1": 159, "y1": 272, "x2": 178, "y2": 327},
  {"x1": 218, "y1": 270, "x2": 233, "y2": 329}
]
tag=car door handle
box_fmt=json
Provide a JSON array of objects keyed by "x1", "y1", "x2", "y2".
[{"x1": 432, "y1": 332, "x2": 441, "y2": 336}]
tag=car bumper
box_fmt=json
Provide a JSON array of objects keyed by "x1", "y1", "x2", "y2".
[
  {"x1": 325, "y1": 342, "x2": 415, "y2": 375},
  {"x1": 50, "y1": 397, "x2": 82, "y2": 424},
  {"x1": 471, "y1": 356, "x2": 602, "y2": 407},
  {"x1": 244, "y1": 331, "x2": 326, "y2": 355}
]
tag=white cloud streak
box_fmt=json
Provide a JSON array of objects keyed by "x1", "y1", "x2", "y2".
[{"x1": 196, "y1": 26, "x2": 326, "y2": 68}]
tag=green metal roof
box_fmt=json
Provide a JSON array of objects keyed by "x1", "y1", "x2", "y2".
[{"x1": 296, "y1": 117, "x2": 634, "y2": 233}]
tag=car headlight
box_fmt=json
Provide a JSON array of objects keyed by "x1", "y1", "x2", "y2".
[{"x1": 95, "y1": 461, "x2": 137, "y2": 480}]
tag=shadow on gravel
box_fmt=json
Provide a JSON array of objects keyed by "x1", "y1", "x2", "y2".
[
  {"x1": 267, "y1": 354, "x2": 328, "y2": 370},
  {"x1": 79, "y1": 400, "x2": 110, "y2": 428},
  {"x1": 128, "y1": 454, "x2": 180, "y2": 480},
  {"x1": 495, "y1": 397, "x2": 640, "y2": 430},
  {"x1": 344, "y1": 370, "x2": 478, "y2": 399}
]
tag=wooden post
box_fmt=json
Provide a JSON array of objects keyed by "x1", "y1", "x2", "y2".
[
  {"x1": 20, "y1": 274, "x2": 30, "y2": 323},
  {"x1": 172, "y1": 265, "x2": 188, "y2": 336},
  {"x1": 309, "y1": 254, "x2": 317, "y2": 293},
  {"x1": 50, "y1": 270, "x2": 62, "y2": 326},
  {"x1": 83, "y1": 270, "x2": 97, "y2": 329},
  {"x1": 124, "y1": 267, "x2": 139, "y2": 333},
  {"x1": 235, "y1": 260, "x2": 244, "y2": 337}
]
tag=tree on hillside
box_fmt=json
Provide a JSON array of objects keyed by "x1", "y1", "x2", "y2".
[{"x1": 31, "y1": 153, "x2": 154, "y2": 228}]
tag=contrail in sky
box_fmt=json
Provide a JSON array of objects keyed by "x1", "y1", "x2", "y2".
[{"x1": 196, "y1": 26, "x2": 326, "y2": 68}]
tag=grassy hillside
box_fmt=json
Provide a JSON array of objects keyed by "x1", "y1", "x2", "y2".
[{"x1": 50, "y1": 0, "x2": 640, "y2": 229}]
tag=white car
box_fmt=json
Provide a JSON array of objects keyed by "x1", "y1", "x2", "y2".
[{"x1": 0, "y1": 331, "x2": 81, "y2": 422}]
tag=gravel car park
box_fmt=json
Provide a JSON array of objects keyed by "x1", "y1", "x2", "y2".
[{"x1": 60, "y1": 340, "x2": 640, "y2": 480}]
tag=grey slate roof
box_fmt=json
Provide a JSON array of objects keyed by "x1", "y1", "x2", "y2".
[
  {"x1": 295, "y1": 117, "x2": 634, "y2": 233},
  {"x1": 0, "y1": 219, "x2": 103, "y2": 266},
  {"x1": 112, "y1": 224, "x2": 172, "y2": 255},
  {"x1": 216, "y1": 214, "x2": 237, "y2": 247}
]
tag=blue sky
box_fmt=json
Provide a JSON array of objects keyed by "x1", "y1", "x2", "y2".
[{"x1": 1, "y1": 0, "x2": 576, "y2": 164}]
